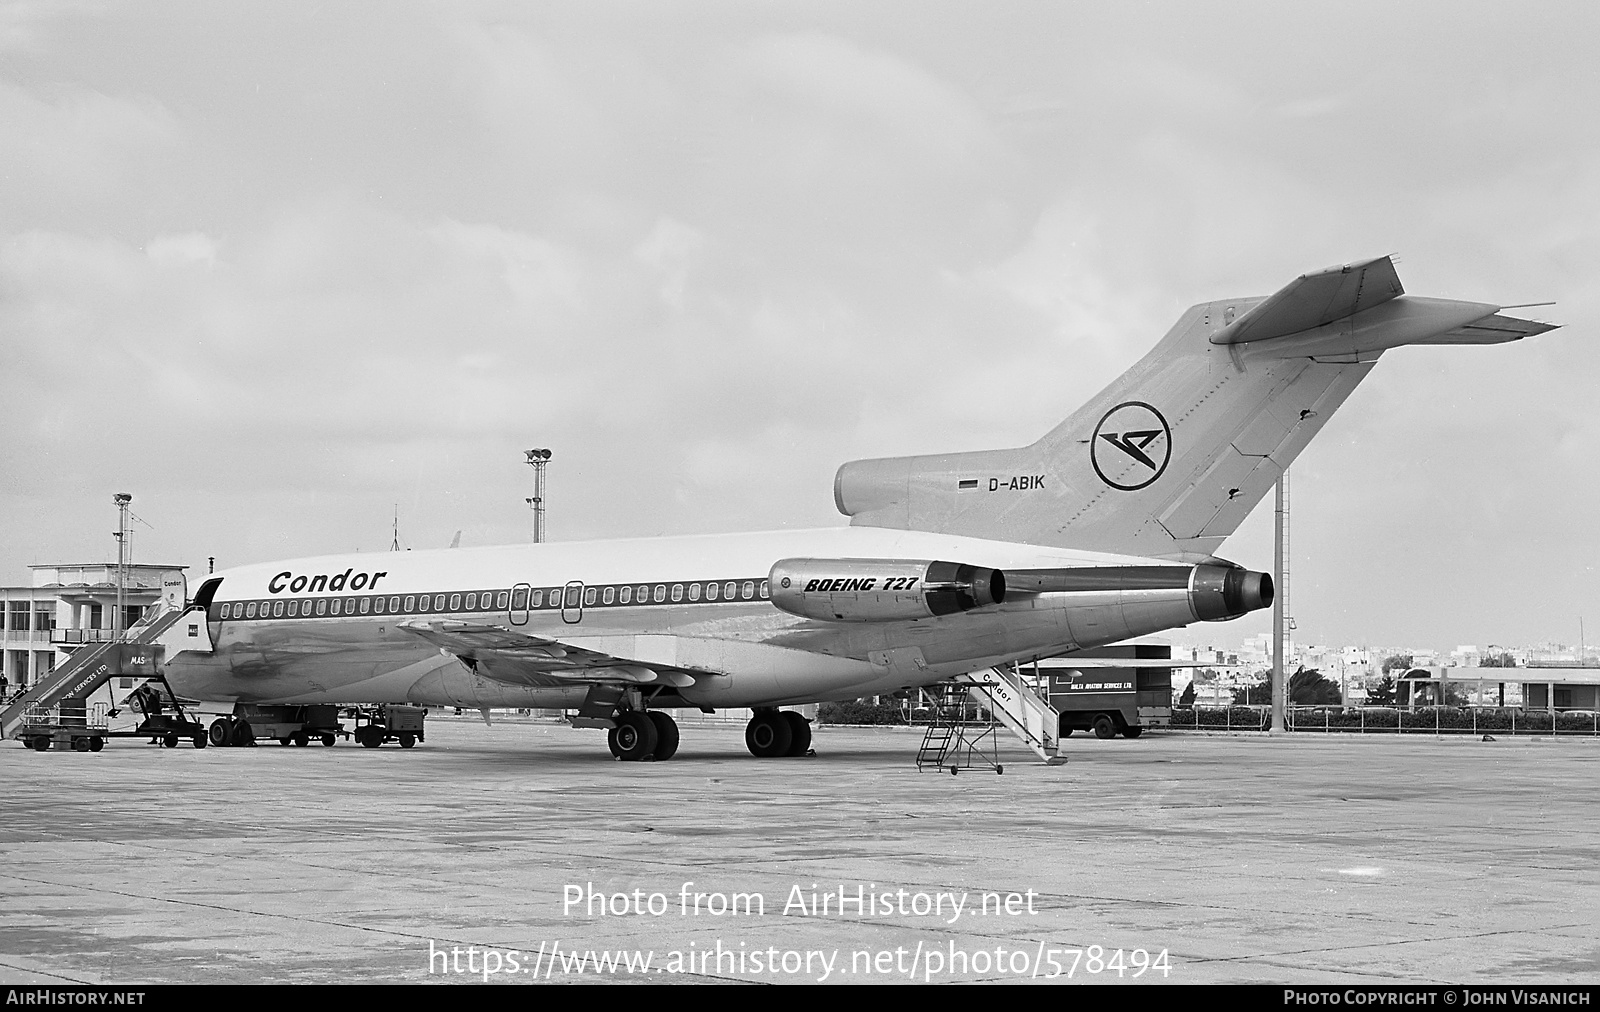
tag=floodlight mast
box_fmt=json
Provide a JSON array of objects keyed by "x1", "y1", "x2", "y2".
[
  {"x1": 113, "y1": 493, "x2": 132, "y2": 644},
  {"x1": 524, "y1": 449, "x2": 552, "y2": 543}
]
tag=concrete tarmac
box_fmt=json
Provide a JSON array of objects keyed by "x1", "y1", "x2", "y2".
[{"x1": 1, "y1": 718, "x2": 1597, "y2": 985}]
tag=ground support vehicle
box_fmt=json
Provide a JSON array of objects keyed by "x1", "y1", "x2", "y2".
[
  {"x1": 351, "y1": 704, "x2": 427, "y2": 748},
  {"x1": 206, "y1": 703, "x2": 347, "y2": 747},
  {"x1": 1035, "y1": 643, "x2": 1174, "y2": 739}
]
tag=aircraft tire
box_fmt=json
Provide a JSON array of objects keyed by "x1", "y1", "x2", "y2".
[
  {"x1": 1092, "y1": 714, "x2": 1117, "y2": 740},
  {"x1": 89, "y1": 736, "x2": 104, "y2": 752},
  {"x1": 745, "y1": 711, "x2": 793, "y2": 758},
  {"x1": 208, "y1": 720, "x2": 230, "y2": 747},
  {"x1": 1122, "y1": 726, "x2": 1143, "y2": 739},
  {"x1": 781, "y1": 711, "x2": 812, "y2": 756},
  {"x1": 611, "y1": 711, "x2": 658, "y2": 762},
  {"x1": 646, "y1": 712, "x2": 680, "y2": 761}
]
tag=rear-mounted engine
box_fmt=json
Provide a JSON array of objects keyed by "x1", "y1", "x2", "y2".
[{"x1": 769, "y1": 558, "x2": 1006, "y2": 622}]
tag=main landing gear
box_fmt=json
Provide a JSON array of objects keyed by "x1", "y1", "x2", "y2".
[
  {"x1": 744, "y1": 709, "x2": 813, "y2": 758},
  {"x1": 606, "y1": 710, "x2": 680, "y2": 762}
]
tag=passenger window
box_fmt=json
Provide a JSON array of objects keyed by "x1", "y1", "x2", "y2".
[
  {"x1": 619, "y1": 586, "x2": 632, "y2": 604},
  {"x1": 671, "y1": 584, "x2": 683, "y2": 602},
  {"x1": 742, "y1": 581, "x2": 754, "y2": 600},
  {"x1": 688, "y1": 583, "x2": 700, "y2": 601},
  {"x1": 511, "y1": 589, "x2": 527, "y2": 609},
  {"x1": 759, "y1": 580, "x2": 769, "y2": 599},
  {"x1": 273, "y1": 600, "x2": 284, "y2": 617},
  {"x1": 654, "y1": 585, "x2": 666, "y2": 603},
  {"x1": 404, "y1": 595, "x2": 415, "y2": 612},
  {"x1": 602, "y1": 586, "x2": 615, "y2": 605},
  {"x1": 359, "y1": 597, "x2": 371, "y2": 615},
  {"x1": 374, "y1": 597, "x2": 386, "y2": 615},
  {"x1": 287, "y1": 601, "x2": 299, "y2": 617},
  {"x1": 346, "y1": 598, "x2": 357, "y2": 613},
  {"x1": 328, "y1": 600, "x2": 340, "y2": 616},
  {"x1": 465, "y1": 593, "x2": 477, "y2": 610},
  {"x1": 531, "y1": 589, "x2": 543, "y2": 608},
  {"x1": 706, "y1": 582, "x2": 718, "y2": 601},
  {"x1": 317, "y1": 599, "x2": 328, "y2": 616},
  {"x1": 246, "y1": 602, "x2": 258, "y2": 619},
  {"x1": 389, "y1": 596, "x2": 400, "y2": 612},
  {"x1": 638, "y1": 585, "x2": 649, "y2": 602},
  {"x1": 449, "y1": 594, "x2": 461, "y2": 611},
  {"x1": 584, "y1": 587, "x2": 596, "y2": 606},
  {"x1": 724, "y1": 582, "x2": 737, "y2": 600},
  {"x1": 497, "y1": 591, "x2": 510, "y2": 609}
]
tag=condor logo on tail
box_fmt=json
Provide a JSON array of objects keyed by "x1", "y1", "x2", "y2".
[{"x1": 1091, "y1": 401, "x2": 1172, "y2": 491}]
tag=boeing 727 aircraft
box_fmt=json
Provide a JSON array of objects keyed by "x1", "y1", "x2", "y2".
[{"x1": 158, "y1": 256, "x2": 1554, "y2": 761}]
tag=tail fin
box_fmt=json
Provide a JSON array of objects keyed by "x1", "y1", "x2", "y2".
[{"x1": 835, "y1": 256, "x2": 1556, "y2": 560}]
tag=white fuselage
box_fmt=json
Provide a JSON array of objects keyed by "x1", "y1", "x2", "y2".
[{"x1": 165, "y1": 526, "x2": 1213, "y2": 710}]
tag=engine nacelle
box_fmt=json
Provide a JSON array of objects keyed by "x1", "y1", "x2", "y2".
[{"x1": 768, "y1": 558, "x2": 1006, "y2": 623}]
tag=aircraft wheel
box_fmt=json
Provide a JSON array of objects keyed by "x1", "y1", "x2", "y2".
[
  {"x1": 73, "y1": 736, "x2": 91, "y2": 752},
  {"x1": 208, "y1": 720, "x2": 230, "y2": 746},
  {"x1": 162, "y1": 734, "x2": 179, "y2": 749},
  {"x1": 781, "y1": 711, "x2": 812, "y2": 756},
  {"x1": 745, "y1": 711, "x2": 793, "y2": 758},
  {"x1": 321, "y1": 734, "x2": 335, "y2": 747},
  {"x1": 646, "y1": 711, "x2": 679, "y2": 761},
  {"x1": 89, "y1": 737, "x2": 105, "y2": 753},
  {"x1": 1092, "y1": 714, "x2": 1117, "y2": 739},
  {"x1": 399, "y1": 733, "x2": 416, "y2": 748},
  {"x1": 1122, "y1": 726, "x2": 1144, "y2": 739},
  {"x1": 293, "y1": 733, "x2": 309, "y2": 747},
  {"x1": 611, "y1": 711, "x2": 658, "y2": 762}
]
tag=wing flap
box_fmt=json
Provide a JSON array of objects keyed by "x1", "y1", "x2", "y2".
[{"x1": 396, "y1": 619, "x2": 713, "y2": 687}]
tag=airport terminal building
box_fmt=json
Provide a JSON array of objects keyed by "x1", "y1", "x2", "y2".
[{"x1": 0, "y1": 563, "x2": 187, "y2": 695}]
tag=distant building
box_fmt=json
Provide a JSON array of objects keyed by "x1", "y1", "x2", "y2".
[{"x1": 1, "y1": 563, "x2": 187, "y2": 692}]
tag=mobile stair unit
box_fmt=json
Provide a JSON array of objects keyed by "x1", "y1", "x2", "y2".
[
  {"x1": 914, "y1": 665, "x2": 1068, "y2": 774},
  {"x1": 2, "y1": 602, "x2": 216, "y2": 752}
]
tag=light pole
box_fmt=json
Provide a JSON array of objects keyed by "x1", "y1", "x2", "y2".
[
  {"x1": 113, "y1": 493, "x2": 132, "y2": 643},
  {"x1": 524, "y1": 449, "x2": 552, "y2": 543}
]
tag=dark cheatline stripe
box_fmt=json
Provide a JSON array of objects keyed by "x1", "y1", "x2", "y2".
[{"x1": 213, "y1": 577, "x2": 773, "y2": 622}]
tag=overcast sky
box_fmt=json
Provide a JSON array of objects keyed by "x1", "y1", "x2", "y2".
[{"x1": 2, "y1": 1, "x2": 1595, "y2": 653}]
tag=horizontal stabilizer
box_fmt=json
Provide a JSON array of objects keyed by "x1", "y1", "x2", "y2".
[
  {"x1": 1211, "y1": 256, "x2": 1403, "y2": 345},
  {"x1": 1423, "y1": 310, "x2": 1559, "y2": 345}
]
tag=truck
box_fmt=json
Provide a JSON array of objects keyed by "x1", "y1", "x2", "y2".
[{"x1": 1031, "y1": 641, "x2": 1174, "y2": 739}]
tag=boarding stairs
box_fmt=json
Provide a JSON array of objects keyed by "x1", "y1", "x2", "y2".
[
  {"x1": 915, "y1": 665, "x2": 1068, "y2": 772},
  {"x1": 1, "y1": 604, "x2": 208, "y2": 742}
]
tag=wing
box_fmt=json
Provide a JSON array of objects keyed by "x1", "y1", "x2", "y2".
[{"x1": 396, "y1": 619, "x2": 710, "y2": 689}]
